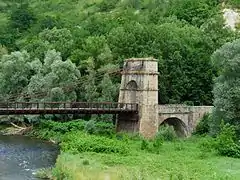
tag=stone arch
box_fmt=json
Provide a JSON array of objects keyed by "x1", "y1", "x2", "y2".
[
  {"x1": 126, "y1": 80, "x2": 138, "y2": 103},
  {"x1": 159, "y1": 117, "x2": 188, "y2": 137}
]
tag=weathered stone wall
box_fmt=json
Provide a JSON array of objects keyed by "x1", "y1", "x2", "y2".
[
  {"x1": 117, "y1": 58, "x2": 159, "y2": 138},
  {"x1": 190, "y1": 106, "x2": 213, "y2": 132},
  {"x1": 158, "y1": 105, "x2": 213, "y2": 136},
  {"x1": 117, "y1": 57, "x2": 213, "y2": 138}
]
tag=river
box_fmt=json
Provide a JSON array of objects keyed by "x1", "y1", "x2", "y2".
[{"x1": 0, "y1": 135, "x2": 59, "y2": 180}]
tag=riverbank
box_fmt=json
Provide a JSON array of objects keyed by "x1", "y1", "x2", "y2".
[
  {"x1": 1, "y1": 121, "x2": 240, "y2": 180},
  {"x1": 29, "y1": 120, "x2": 240, "y2": 179},
  {"x1": 54, "y1": 140, "x2": 240, "y2": 180}
]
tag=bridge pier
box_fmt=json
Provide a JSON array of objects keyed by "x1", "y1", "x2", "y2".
[{"x1": 117, "y1": 58, "x2": 159, "y2": 138}]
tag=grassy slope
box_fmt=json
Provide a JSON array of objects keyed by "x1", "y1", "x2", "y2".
[{"x1": 54, "y1": 137, "x2": 240, "y2": 180}]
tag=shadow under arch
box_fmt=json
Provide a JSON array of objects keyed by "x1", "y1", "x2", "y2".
[
  {"x1": 125, "y1": 80, "x2": 138, "y2": 103},
  {"x1": 159, "y1": 117, "x2": 188, "y2": 137}
]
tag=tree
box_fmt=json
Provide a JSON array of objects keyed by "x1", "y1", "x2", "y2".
[
  {"x1": 38, "y1": 27, "x2": 73, "y2": 60},
  {"x1": 211, "y1": 39, "x2": 240, "y2": 136},
  {"x1": 167, "y1": 0, "x2": 218, "y2": 27},
  {"x1": 0, "y1": 45, "x2": 8, "y2": 57},
  {"x1": 0, "y1": 51, "x2": 33, "y2": 101},
  {"x1": 76, "y1": 35, "x2": 113, "y2": 72},
  {"x1": 27, "y1": 49, "x2": 80, "y2": 102},
  {"x1": 9, "y1": 3, "x2": 36, "y2": 32},
  {"x1": 39, "y1": 15, "x2": 64, "y2": 30}
]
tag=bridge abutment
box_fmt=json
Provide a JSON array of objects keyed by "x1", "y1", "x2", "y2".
[{"x1": 117, "y1": 58, "x2": 159, "y2": 138}]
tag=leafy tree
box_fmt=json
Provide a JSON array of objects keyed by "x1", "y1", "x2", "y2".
[
  {"x1": 98, "y1": 0, "x2": 119, "y2": 12},
  {"x1": 0, "y1": 51, "x2": 33, "y2": 100},
  {"x1": 201, "y1": 14, "x2": 238, "y2": 49},
  {"x1": 76, "y1": 35, "x2": 113, "y2": 71},
  {"x1": 9, "y1": 3, "x2": 36, "y2": 32},
  {"x1": 20, "y1": 27, "x2": 73, "y2": 60},
  {"x1": 39, "y1": 15, "x2": 64, "y2": 30},
  {"x1": 108, "y1": 20, "x2": 216, "y2": 105},
  {"x1": 167, "y1": 0, "x2": 218, "y2": 27},
  {"x1": 27, "y1": 49, "x2": 80, "y2": 102},
  {"x1": 0, "y1": 45, "x2": 8, "y2": 57},
  {"x1": 211, "y1": 39, "x2": 240, "y2": 136},
  {"x1": 0, "y1": 0, "x2": 238, "y2": 112},
  {"x1": 38, "y1": 27, "x2": 73, "y2": 60},
  {"x1": 228, "y1": 0, "x2": 240, "y2": 8},
  {"x1": 98, "y1": 73, "x2": 119, "y2": 102}
]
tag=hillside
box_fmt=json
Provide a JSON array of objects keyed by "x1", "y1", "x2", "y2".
[{"x1": 0, "y1": 0, "x2": 240, "y2": 107}]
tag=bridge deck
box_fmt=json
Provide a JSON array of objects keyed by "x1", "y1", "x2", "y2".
[{"x1": 0, "y1": 102, "x2": 138, "y2": 115}]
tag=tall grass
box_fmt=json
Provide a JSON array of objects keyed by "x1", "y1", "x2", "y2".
[{"x1": 33, "y1": 120, "x2": 240, "y2": 180}]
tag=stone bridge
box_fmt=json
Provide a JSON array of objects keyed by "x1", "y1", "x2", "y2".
[
  {"x1": 158, "y1": 105, "x2": 212, "y2": 137},
  {"x1": 117, "y1": 57, "x2": 213, "y2": 138}
]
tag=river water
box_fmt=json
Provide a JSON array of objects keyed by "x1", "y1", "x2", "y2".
[{"x1": 0, "y1": 135, "x2": 59, "y2": 180}]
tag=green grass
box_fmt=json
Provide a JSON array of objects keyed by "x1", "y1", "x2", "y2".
[
  {"x1": 30, "y1": 121, "x2": 240, "y2": 179},
  {"x1": 52, "y1": 136, "x2": 240, "y2": 180}
]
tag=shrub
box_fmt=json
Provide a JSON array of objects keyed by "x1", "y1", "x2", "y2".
[
  {"x1": 198, "y1": 136, "x2": 216, "y2": 152},
  {"x1": 61, "y1": 132, "x2": 129, "y2": 154},
  {"x1": 94, "y1": 121, "x2": 114, "y2": 137},
  {"x1": 215, "y1": 122, "x2": 240, "y2": 158},
  {"x1": 39, "y1": 120, "x2": 85, "y2": 133},
  {"x1": 140, "y1": 139, "x2": 149, "y2": 150},
  {"x1": 194, "y1": 113, "x2": 211, "y2": 135},
  {"x1": 157, "y1": 125, "x2": 177, "y2": 141},
  {"x1": 152, "y1": 136, "x2": 163, "y2": 153},
  {"x1": 84, "y1": 120, "x2": 96, "y2": 134},
  {"x1": 82, "y1": 159, "x2": 90, "y2": 165},
  {"x1": 228, "y1": 0, "x2": 240, "y2": 8},
  {"x1": 37, "y1": 120, "x2": 114, "y2": 137},
  {"x1": 140, "y1": 136, "x2": 163, "y2": 154}
]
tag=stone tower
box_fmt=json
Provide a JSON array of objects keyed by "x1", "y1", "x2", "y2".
[{"x1": 117, "y1": 58, "x2": 159, "y2": 138}]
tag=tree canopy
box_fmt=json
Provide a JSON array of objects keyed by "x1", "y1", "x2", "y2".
[
  {"x1": 0, "y1": 0, "x2": 239, "y2": 107},
  {"x1": 211, "y1": 39, "x2": 240, "y2": 136}
]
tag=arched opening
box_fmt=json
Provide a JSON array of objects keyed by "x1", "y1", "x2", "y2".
[
  {"x1": 126, "y1": 80, "x2": 137, "y2": 103},
  {"x1": 159, "y1": 118, "x2": 188, "y2": 137}
]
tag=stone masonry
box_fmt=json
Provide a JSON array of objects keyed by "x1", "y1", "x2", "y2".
[
  {"x1": 117, "y1": 58, "x2": 213, "y2": 138},
  {"x1": 117, "y1": 58, "x2": 159, "y2": 138}
]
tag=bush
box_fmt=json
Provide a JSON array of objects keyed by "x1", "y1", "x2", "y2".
[
  {"x1": 140, "y1": 136, "x2": 163, "y2": 154},
  {"x1": 194, "y1": 113, "x2": 211, "y2": 135},
  {"x1": 84, "y1": 120, "x2": 96, "y2": 134},
  {"x1": 228, "y1": 0, "x2": 240, "y2": 8},
  {"x1": 157, "y1": 125, "x2": 177, "y2": 141},
  {"x1": 152, "y1": 136, "x2": 163, "y2": 153},
  {"x1": 38, "y1": 120, "x2": 114, "y2": 136},
  {"x1": 94, "y1": 121, "x2": 115, "y2": 137},
  {"x1": 215, "y1": 122, "x2": 240, "y2": 158},
  {"x1": 198, "y1": 136, "x2": 216, "y2": 152},
  {"x1": 140, "y1": 139, "x2": 149, "y2": 150},
  {"x1": 39, "y1": 120, "x2": 85, "y2": 133},
  {"x1": 61, "y1": 132, "x2": 129, "y2": 154}
]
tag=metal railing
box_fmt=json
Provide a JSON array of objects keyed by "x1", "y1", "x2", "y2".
[{"x1": 0, "y1": 102, "x2": 138, "y2": 115}]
